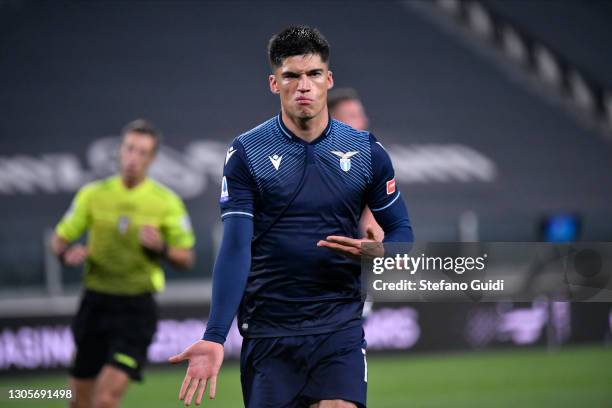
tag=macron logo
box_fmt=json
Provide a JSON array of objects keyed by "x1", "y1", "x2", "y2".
[
  {"x1": 269, "y1": 154, "x2": 282, "y2": 170},
  {"x1": 225, "y1": 146, "x2": 237, "y2": 165}
]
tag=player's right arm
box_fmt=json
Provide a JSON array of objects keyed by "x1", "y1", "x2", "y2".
[
  {"x1": 51, "y1": 184, "x2": 94, "y2": 266},
  {"x1": 169, "y1": 140, "x2": 256, "y2": 406},
  {"x1": 318, "y1": 134, "x2": 414, "y2": 258}
]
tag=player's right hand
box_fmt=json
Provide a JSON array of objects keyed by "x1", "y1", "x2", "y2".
[
  {"x1": 63, "y1": 244, "x2": 88, "y2": 266},
  {"x1": 168, "y1": 340, "x2": 224, "y2": 406}
]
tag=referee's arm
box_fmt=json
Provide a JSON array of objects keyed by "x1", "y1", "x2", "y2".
[
  {"x1": 51, "y1": 185, "x2": 92, "y2": 266},
  {"x1": 140, "y1": 225, "x2": 195, "y2": 270},
  {"x1": 167, "y1": 247, "x2": 195, "y2": 269},
  {"x1": 154, "y1": 196, "x2": 196, "y2": 269}
]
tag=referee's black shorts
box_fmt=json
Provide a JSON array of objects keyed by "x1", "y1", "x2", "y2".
[{"x1": 70, "y1": 289, "x2": 158, "y2": 381}]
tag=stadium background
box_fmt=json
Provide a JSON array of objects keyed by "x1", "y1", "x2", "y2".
[{"x1": 0, "y1": 0, "x2": 611, "y2": 407}]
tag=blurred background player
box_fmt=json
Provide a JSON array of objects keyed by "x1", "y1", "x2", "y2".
[
  {"x1": 328, "y1": 88, "x2": 383, "y2": 243},
  {"x1": 327, "y1": 88, "x2": 369, "y2": 133},
  {"x1": 50, "y1": 119, "x2": 195, "y2": 408},
  {"x1": 328, "y1": 88, "x2": 384, "y2": 318}
]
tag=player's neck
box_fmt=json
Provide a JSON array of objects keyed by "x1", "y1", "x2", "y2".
[
  {"x1": 120, "y1": 174, "x2": 146, "y2": 190},
  {"x1": 281, "y1": 109, "x2": 329, "y2": 143}
]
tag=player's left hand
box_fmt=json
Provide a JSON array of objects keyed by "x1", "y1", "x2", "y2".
[
  {"x1": 317, "y1": 226, "x2": 384, "y2": 260},
  {"x1": 169, "y1": 340, "x2": 224, "y2": 406},
  {"x1": 139, "y1": 225, "x2": 164, "y2": 253}
]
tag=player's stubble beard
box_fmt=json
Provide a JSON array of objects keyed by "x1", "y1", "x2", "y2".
[{"x1": 121, "y1": 168, "x2": 146, "y2": 188}]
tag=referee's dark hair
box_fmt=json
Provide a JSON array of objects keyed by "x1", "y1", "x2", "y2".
[
  {"x1": 121, "y1": 118, "x2": 162, "y2": 153},
  {"x1": 268, "y1": 25, "x2": 330, "y2": 69},
  {"x1": 328, "y1": 88, "x2": 361, "y2": 113}
]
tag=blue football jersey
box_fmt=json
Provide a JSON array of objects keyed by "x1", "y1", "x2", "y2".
[{"x1": 220, "y1": 115, "x2": 401, "y2": 338}]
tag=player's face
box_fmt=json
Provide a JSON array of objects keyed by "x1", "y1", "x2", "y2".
[
  {"x1": 119, "y1": 132, "x2": 156, "y2": 181},
  {"x1": 269, "y1": 53, "x2": 333, "y2": 121},
  {"x1": 331, "y1": 99, "x2": 369, "y2": 131}
]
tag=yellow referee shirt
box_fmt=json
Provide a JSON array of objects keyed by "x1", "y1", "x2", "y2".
[{"x1": 56, "y1": 176, "x2": 195, "y2": 295}]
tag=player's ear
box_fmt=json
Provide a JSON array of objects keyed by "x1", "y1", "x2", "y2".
[
  {"x1": 269, "y1": 74, "x2": 280, "y2": 94},
  {"x1": 327, "y1": 70, "x2": 334, "y2": 90}
]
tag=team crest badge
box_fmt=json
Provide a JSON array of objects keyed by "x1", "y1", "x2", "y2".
[{"x1": 331, "y1": 151, "x2": 359, "y2": 172}]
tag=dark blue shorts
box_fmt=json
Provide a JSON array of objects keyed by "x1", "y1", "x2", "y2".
[{"x1": 240, "y1": 325, "x2": 367, "y2": 408}]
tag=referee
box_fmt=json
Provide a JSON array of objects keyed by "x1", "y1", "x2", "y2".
[{"x1": 50, "y1": 119, "x2": 195, "y2": 408}]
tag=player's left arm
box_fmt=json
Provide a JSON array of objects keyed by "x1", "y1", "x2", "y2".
[
  {"x1": 144, "y1": 195, "x2": 195, "y2": 269},
  {"x1": 318, "y1": 134, "x2": 413, "y2": 258},
  {"x1": 365, "y1": 135, "x2": 413, "y2": 243}
]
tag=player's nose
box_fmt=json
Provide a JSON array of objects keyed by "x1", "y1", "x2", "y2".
[{"x1": 297, "y1": 75, "x2": 311, "y2": 91}]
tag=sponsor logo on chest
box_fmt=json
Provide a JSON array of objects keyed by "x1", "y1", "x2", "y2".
[{"x1": 269, "y1": 154, "x2": 282, "y2": 170}]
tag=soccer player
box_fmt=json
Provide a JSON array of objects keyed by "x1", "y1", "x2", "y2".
[
  {"x1": 170, "y1": 26, "x2": 413, "y2": 408},
  {"x1": 328, "y1": 88, "x2": 383, "y2": 320},
  {"x1": 327, "y1": 88, "x2": 369, "y2": 133},
  {"x1": 51, "y1": 119, "x2": 195, "y2": 408}
]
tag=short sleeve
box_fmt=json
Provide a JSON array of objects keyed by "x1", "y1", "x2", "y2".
[
  {"x1": 219, "y1": 140, "x2": 257, "y2": 220},
  {"x1": 55, "y1": 184, "x2": 93, "y2": 242},
  {"x1": 162, "y1": 196, "x2": 195, "y2": 249},
  {"x1": 366, "y1": 134, "x2": 401, "y2": 212}
]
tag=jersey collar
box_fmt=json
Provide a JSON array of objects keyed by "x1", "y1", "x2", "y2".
[{"x1": 276, "y1": 113, "x2": 333, "y2": 145}]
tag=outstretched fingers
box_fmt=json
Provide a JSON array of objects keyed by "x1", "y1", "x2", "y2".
[
  {"x1": 209, "y1": 376, "x2": 217, "y2": 399},
  {"x1": 317, "y1": 240, "x2": 361, "y2": 257},
  {"x1": 179, "y1": 374, "x2": 192, "y2": 400},
  {"x1": 195, "y1": 378, "x2": 208, "y2": 405},
  {"x1": 184, "y1": 378, "x2": 202, "y2": 406},
  {"x1": 168, "y1": 350, "x2": 187, "y2": 364},
  {"x1": 324, "y1": 235, "x2": 361, "y2": 247}
]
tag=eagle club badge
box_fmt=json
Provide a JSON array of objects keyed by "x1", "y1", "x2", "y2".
[{"x1": 331, "y1": 151, "x2": 359, "y2": 172}]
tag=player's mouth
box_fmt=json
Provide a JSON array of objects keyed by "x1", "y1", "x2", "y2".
[
  {"x1": 123, "y1": 164, "x2": 138, "y2": 175},
  {"x1": 295, "y1": 97, "x2": 313, "y2": 105}
]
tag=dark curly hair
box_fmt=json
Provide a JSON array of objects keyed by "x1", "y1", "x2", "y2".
[{"x1": 268, "y1": 25, "x2": 330, "y2": 69}]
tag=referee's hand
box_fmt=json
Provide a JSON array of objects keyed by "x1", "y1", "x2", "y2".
[
  {"x1": 169, "y1": 340, "x2": 224, "y2": 406},
  {"x1": 139, "y1": 225, "x2": 164, "y2": 253},
  {"x1": 63, "y1": 244, "x2": 88, "y2": 267}
]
